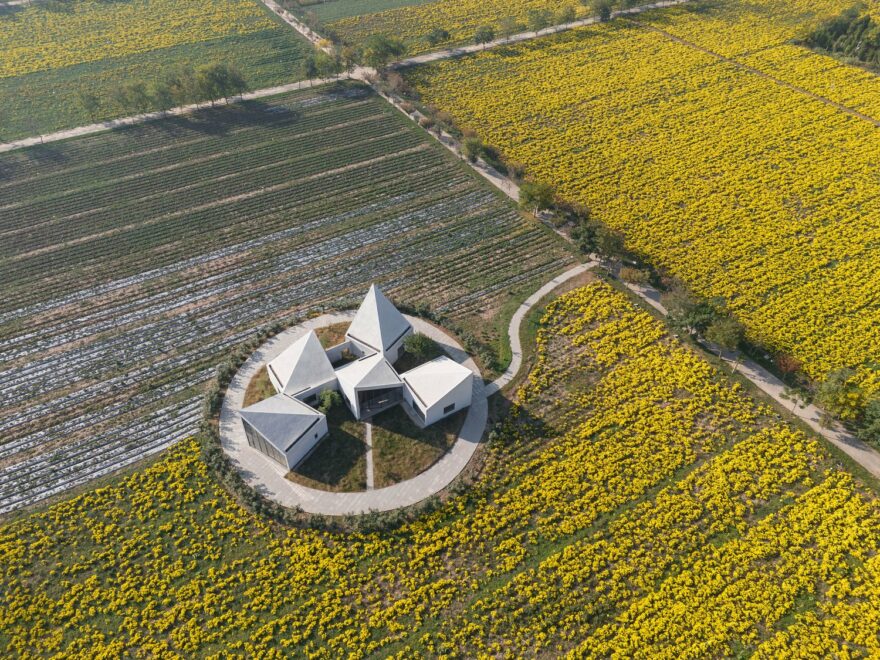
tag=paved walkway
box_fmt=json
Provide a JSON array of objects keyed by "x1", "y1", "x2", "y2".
[
  {"x1": 486, "y1": 262, "x2": 596, "y2": 396},
  {"x1": 622, "y1": 282, "x2": 880, "y2": 480},
  {"x1": 364, "y1": 422, "x2": 374, "y2": 490},
  {"x1": 393, "y1": 0, "x2": 692, "y2": 69},
  {"x1": 0, "y1": 77, "x2": 349, "y2": 154}
]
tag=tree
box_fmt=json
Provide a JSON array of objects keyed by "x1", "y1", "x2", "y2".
[
  {"x1": 301, "y1": 55, "x2": 319, "y2": 86},
  {"x1": 775, "y1": 354, "x2": 803, "y2": 383},
  {"x1": 557, "y1": 5, "x2": 577, "y2": 24},
  {"x1": 781, "y1": 386, "x2": 809, "y2": 413},
  {"x1": 195, "y1": 63, "x2": 248, "y2": 104},
  {"x1": 704, "y1": 316, "x2": 745, "y2": 367},
  {"x1": 317, "y1": 389, "x2": 342, "y2": 414},
  {"x1": 519, "y1": 180, "x2": 555, "y2": 213},
  {"x1": 474, "y1": 25, "x2": 496, "y2": 48},
  {"x1": 76, "y1": 91, "x2": 100, "y2": 121},
  {"x1": 425, "y1": 27, "x2": 450, "y2": 47},
  {"x1": 461, "y1": 136, "x2": 484, "y2": 162},
  {"x1": 815, "y1": 368, "x2": 865, "y2": 423},
  {"x1": 592, "y1": 0, "x2": 614, "y2": 22},
  {"x1": 360, "y1": 34, "x2": 406, "y2": 70},
  {"x1": 315, "y1": 50, "x2": 341, "y2": 80},
  {"x1": 497, "y1": 16, "x2": 523, "y2": 41},
  {"x1": 858, "y1": 398, "x2": 880, "y2": 444},
  {"x1": 164, "y1": 66, "x2": 199, "y2": 106},
  {"x1": 404, "y1": 333, "x2": 440, "y2": 359},
  {"x1": 341, "y1": 45, "x2": 359, "y2": 77},
  {"x1": 527, "y1": 8, "x2": 552, "y2": 34},
  {"x1": 114, "y1": 82, "x2": 151, "y2": 114},
  {"x1": 150, "y1": 82, "x2": 175, "y2": 115},
  {"x1": 663, "y1": 290, "x2": 720, "y2": 335},
  {"x1": 594, "y1": 225, "x2": 625, "y2": 257}
]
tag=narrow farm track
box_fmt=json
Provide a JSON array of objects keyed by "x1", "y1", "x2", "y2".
[
  {"x1": 628, "y1": 19, "x2": 880, "y2": 128},
  {"x1": 392, "y1": 0, "x2": 693, "y2": 68},
  {"x1": 0, "y1": 86, "x2": 574, "y2": 515}
]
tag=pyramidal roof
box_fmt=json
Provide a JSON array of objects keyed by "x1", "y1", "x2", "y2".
[
  {"x1": 345, "y1": 284, "x2": 411, "y2": 354},
  {"x1": 336, "y1": 353, "x2": 402, "y2": 392},
  {"x1": 239, "y1": 394, "x2": 323, "y2": 453},
  {"x1": 267, "y1": 330, "x2": 336, "y2": 396}
]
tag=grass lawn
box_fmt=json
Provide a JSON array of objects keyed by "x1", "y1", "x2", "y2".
[
  {"x1": 371, "y1": 405, "x2": 464, "y2": 488},
  {"x1": 287, "y1": 405, "x2": 367, "y2": 491},
  {"x1": 243, "y1": 366, "x2": 276, "y2": 406},
  {"x1": 315, "y1": 321, "x2": 349, "y2": 348}
]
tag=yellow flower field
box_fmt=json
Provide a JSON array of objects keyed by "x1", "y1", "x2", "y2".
[
  {"x1": 3, "y1": 281, "x2": 880, "y2": 656},
  {"x1": 0, "y1": 0, "x2": 279, "y2": 79},
  {"x1": 407, "y1": 0, "x2": 880, "y2": 392},
  {"x1": 328, "y1": 0, "x2": 588, "y2": 53}
]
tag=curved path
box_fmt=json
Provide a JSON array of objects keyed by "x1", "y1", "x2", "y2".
[{"x1": 220, "y1": 265, "x2": 589, "y2": 515}]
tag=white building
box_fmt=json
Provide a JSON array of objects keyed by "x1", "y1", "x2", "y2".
[
  {"x1": 401, "y1": 356, "x2": 474, "y2": 426},
  {"x1": 239, "y1": 284, "x2": 473, "y2": 470},
  {"x1": 266, "y1": 330, "x2": 337, "y2": 406},
  {"x1": 336, "y1": 353, "x2": 403, "y2": 420},
  {"x1": 239, "y1": 394, "x2": 329, "y2": 470},
  {"x1": 345, "y1": 284, "x2": 413, "y2": 363}
]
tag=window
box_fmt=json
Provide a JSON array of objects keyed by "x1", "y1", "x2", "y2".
[{"x1": 443, "y1": 403, "x2": 455, "y2": 414}]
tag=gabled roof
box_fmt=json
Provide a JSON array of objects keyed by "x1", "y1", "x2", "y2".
[
  {"x1": 401, "y1": 357, "x2": 473, "y2": 409},
  {"x1": 336, "y1": 353, "x2": 402, "y2": 393},
  {"x1": 239, "y1": 394, "x2": 323, "y2": 453},
  {"x1": 267, "y1": 330, "x2": 336, "y2": 396},
  {"x1": 345, "y1": 284, "x2": 411, "y2": 354}
]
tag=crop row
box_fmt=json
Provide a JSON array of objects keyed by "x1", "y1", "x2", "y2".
[
  {"x1": 0, "y1": 85, "x2": 572, "y2": 511},
  {"x1": 6, "y1": 281, "x2": 874, "y2": 655},
  {"x1": 407, "y1": 4, "x2": 880, "y2": 393}
]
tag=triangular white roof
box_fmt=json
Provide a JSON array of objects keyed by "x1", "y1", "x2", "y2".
[
  {"x1": 239, "y1": 394, "x2": 323, "y2": 453},
  {"x1": 345, "y1": 284, "x2": 411, "y2": 354},
  {"x1": 336, "y1": 353, "x2": 402, "y2": 395},
  {"x1": 401, "y1": 357, "x2": 473, "y2": 408},
  {"x1": 267, "y1": 330, "x2": 336, "y2": 396}
]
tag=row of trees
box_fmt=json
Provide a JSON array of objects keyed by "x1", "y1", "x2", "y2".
[
  {"x1": 453, "y1": 0, "x2": 641, "y2": 50},
  {"x1": 79, "y1": 62, "x2": 249, "y2": 119},
  {"x1": 803, "y1": 6, "x2": 880, "y2": 68}
]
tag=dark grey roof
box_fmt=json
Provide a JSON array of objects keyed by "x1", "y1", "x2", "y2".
[{"x1": 239, "y1": 394, "x2": 323, "y2": 453}]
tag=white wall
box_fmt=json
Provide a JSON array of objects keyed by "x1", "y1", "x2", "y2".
[
  {"x1": 408, "y1": 373, "x2": 473, "y2": 426},
  {"x1": 284, "y1": 414, "x2": 329, "y2": 470}
]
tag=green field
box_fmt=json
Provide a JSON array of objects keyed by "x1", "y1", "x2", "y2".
[
  {"x1": 0, "y1": 81, "x2": 574, "y2": 515},
  {"x1": 307, "y1": 0, "x2": 435, "y2": 23},
  {"x1": 0, "y1": 1, "x2": 312, "y2": 140}
]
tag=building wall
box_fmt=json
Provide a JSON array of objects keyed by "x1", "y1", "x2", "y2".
[
  {"x1": 385, "y1": 327, "x2": 413, "y2": 365},
  {"x1": 243, "y1": 419, "x2": 287, "y2": 467},
  {"x1": 284, "y1": 415, "x2": 329, "y2": 469},
  {"x1": 292, "y1": 378, "x2": 338, "y2": 408},
  {"x1": 422, "y1": 375, "x2": 473, "y2": 426}
]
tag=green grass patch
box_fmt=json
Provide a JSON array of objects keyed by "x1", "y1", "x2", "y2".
[
  {"x1": 371, "y1": 405, "x2": 464, "y2": 487},
  {"x1": 288, "y1": 405, "x2": 367, "y2": 491},
  {"x1": 243, "y1": 366, "x2": 277, "y2": 407}
]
